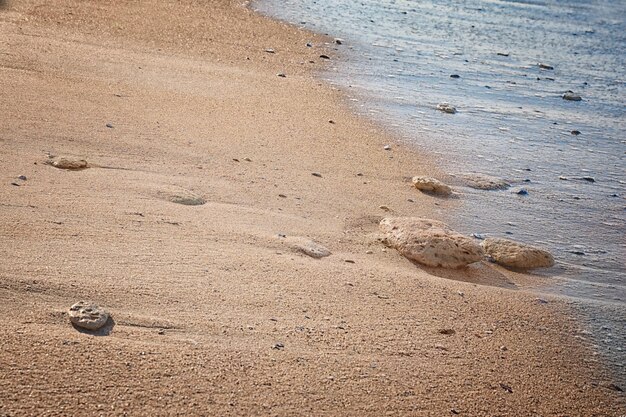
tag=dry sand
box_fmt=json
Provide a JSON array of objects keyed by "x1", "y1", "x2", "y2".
[{"x1": 0, "y1": 1, "x2": 624, "y2": 415}]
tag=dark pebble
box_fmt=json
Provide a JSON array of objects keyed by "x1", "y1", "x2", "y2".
[
  {"x1": 497, "y1": 52, "x2": 510, "y2": 57},
  {"x1": 319, "y1": 54, "x2": 330, "y2": 60},
  {"x1": 272, "y1": 342, "x2": 285, "y2": 350},
  {"x1": 582, "y1": 176, "x2": 595, "y2": 183},
  {"x1": 106, "y1": 123, "x2": 114, "y2": 128},
  {"x1": 450, "y1": 74, "x2": 460, "y2": 79},
  {"x1": 306, "y1": 43, "x2": 312, "y2": 47},
  {"x1": 10, "y1": 182, "x2": 20, "y2": 187},
  {"x1": 606, "y1": 383, "x2": 623, "y2": 392},
  {"x1": 438, "y1": 329, "x2": 455, "y2": 335},
  {"x1": 277, "y1": 73, "x2": 286, "y2": 78},
  {"x1": 312, "y1": 172, "x2": 322, "y2": 178},
  {"x1": 471, "y1": 233, "x2": 486, "y2": 240},
  {"x1": 568, "y1": 250, "x2": 585, "y2": 256},
  {"x1": 499, "y1": 383, "x2": 513, "y2": 393},
  {"x1": 516, "y1": 188, "x2": 529, "y2": 195},
  {"x1": 538, "y1": 63, "x2": 554, "y2": 70},
  {"x1": 571, "y1": 130, "x2": 581, "y2": 135},
  {"x1": 18, "y1": 175, "x2": 27, "y2": 181}
]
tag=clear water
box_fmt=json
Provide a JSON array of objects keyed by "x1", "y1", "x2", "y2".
[{"x1": 254, "y1": 0, "x2": 626, "y2": 305}]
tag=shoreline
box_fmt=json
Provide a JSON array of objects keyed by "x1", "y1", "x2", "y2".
[{"x1": 0, "y1": 0, "x2": 624, "y2": 415}]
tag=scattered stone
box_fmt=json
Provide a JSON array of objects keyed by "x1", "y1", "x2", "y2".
[
  {"x1": 243, "y1": 157, "x2": 252, "y2": 162},
  {"x1": 451, "y1": 409, "x2": 460, "y2": 415},
  {"x1": 312, "y1": 172, "x2": 323, "y2": 178},
  {"x1": 559, "y1": 176, "x2": 568, "y2": 180},
  {"x1": 366, "y1": 250, "x2": 374, "y2": 254},
  {"x1": 379, "y1": 205, "x2": 391, "y2": 211},
  {"x1": 499, "y1": 383, "x2": 513, "y2": 393},
  {"x1": 272, "y1": 342, "x2": 284, "y2": 350},
  {"x1": 48, "y1": 157, "x2": 89, "y2": 170},
  {"x1": 482, "y1": 237, "x2": 555, "y2": 269},
  {"x1": 581, "y1": 176, "x2": 595, "y2": 183},
  {"x1": 438, "y1": 329, "x2": 456, "y2": 335},
  {"x1": 306, "y1": 43, "x2": 313, "y2": 47},
  {"x1": 106, "y1": 123, "x2": 114, "y2": 129},
  {"x1": 285, "y1": 236, "x2": 331, "y2": 259},
  {"x1": 345, "y1": 259, "x2": 355, "y2": 264},
  {"x1": 563, "y1": 91, "x2": 582, "y2": 101},
  {"x1": 10, "y1": 182, "x2": 20, "y2": 186},
  {"x1": 450, "y1": 74, "x2": 460, "y2": 79},
  {"x1": 515, "y1": 188, "x2": 529, "y2": 195},
  {"x1": 18, "y1": 175, "x2": 27, "y2": 181},
  {"x1": 459, "y1": 173, "x2": 510, "y2": 190},
  {"x1": 538, "y1": 63, "x2": 554, "y2": 70},
  {"x1": 68, "y1": 301, "x2": 109, "y2": 330},
  {"x1": 277, "y1": 72, "x2": 286, "y2": 78},
  {"x1": 497, "y1": 52, "x2": 510, "y2": 57},
  {"x1": 471, "y1": 233, "x2": 486, "y2": 240},
  {"x1": 380, "y1": 217, "x2": 484, "y2": 268},
  {"x1": 412, "y1": 176, "x2": 452, "y2": 196},
  {"x1": 436, "y1": 103, "x2": 457, "y2": 114},
  {"x1": 319, "y1": 54, "x2": 330, "y2": 60},
  {"x1": 264, "y1": 48, "x2": 275, "y2": 53},
  {"x1": 334, "y1": 38, "x2": 343, "y2": 45},
  {"x1": 383, "y1": 145, "x2": 391, "y2": 150},
  {"x1": 571, "y1": 130, "x2": 581, "y2": 135},
  {"x1": 278, "y1": 194, "x2": 287, "y2": 198}
]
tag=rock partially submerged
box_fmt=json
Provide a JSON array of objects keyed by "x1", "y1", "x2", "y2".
[
  {"x1": 68, "y1": 301, "x2": 109, "y2": 330},
  {"x1": 48, "y1": 157, "x2": 89, "y2": 170},
  {"x1": 283, "y1": 236, "x2": 331, "y2": 258},
  {"x1": 412, "y1": 176, "x2": 452, "y2": 196},
  {"x1": 380, "y1": 217, "x2": 483, "y2": 268},
  {"x1": 563, "y1": 91, "x2": 582, "y2": 101},
  {"x1": 482, "y1": 237, "x2": 554, "y2": 269},
  {"x1": 458, "y1": 173, "x2": 510, "y2": 190},
  {"x1": 436, "y1": 103, "x2": 457, "y2": 114}
]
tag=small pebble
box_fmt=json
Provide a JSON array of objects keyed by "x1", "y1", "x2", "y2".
[
  {"x1": 571, "y1": 130, "x2": 581, "y2": 135},
  {"x1": 450, "y1": 74, "x2": 460, "y2": 79},
  {"x1": 306, "y1": 43, "x2": 313, "y2": 47},
  {"x1": 383, "y1": 145, "x2": 391, "y2": 150},
  {"x1": 272, "y1": 342, "x2": 284, "y2": 350},
  {"x1": 312, "y1": 172, "x2": 322, "y2": 178},
  {"x1": 264, "y1": 48, "x2": 275, "y2": 53},
  {"x1": 516, "y1": 188, "x2": 529, "y2": 195},
  {"x1": 277, "y1": 73, "x2": 286, "y2": 78},
  {"x1": 582, "y1": 176, "x2": 595, "y2": 183},
  {"x1": 17, "y1": 175, "x2": 27, "y2": 181},
  {"x1": 106, "y1": 123, "x2": 114, "y2": 128},
  {"x1": 538, "y1": 63, "x2": 554, "y2": 70},
  {"x1": 319, "y1": 54, "x2": 330, "y2": 60}
]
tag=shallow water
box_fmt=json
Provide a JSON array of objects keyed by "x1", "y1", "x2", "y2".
[{"x1": 255, "y1": 0, "x2": 626, "y2": 306}]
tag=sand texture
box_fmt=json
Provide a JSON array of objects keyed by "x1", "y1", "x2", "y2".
[{"x1": 0, "y1": 1, "x2": 624, "y2": 415}]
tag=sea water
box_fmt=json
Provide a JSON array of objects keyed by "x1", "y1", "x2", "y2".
[{"x1": 255, "y1": 0, "x2": 625, "y2": 378}]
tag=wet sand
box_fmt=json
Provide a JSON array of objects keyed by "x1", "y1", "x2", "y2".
[{"x1": 0, "y1": 1, "x2": 624, "y2": 415}]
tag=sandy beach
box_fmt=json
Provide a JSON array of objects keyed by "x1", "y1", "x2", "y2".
[{"x1": 0, "y1": 1, "x2": 624, "y2": 415}]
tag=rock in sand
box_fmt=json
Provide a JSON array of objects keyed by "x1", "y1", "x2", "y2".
[
  {"x1": 412, "y1": 176, "x2": 452, "y2": 196},
  {"x1": 68, "y1": 301, "x2": 109, "y2": 330},
  {"x1": 482, "y1": 237, "x2": 554, "y2": 269},
  {"x1": 380, "y1": 217, "x2": 484, "y2": 268},
  {"x1": 49, "y1": 157, "x2": 89, "y2": 170},
  {"x1": 284, "y1": 236, "x2": 331, "y2": 258}
]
